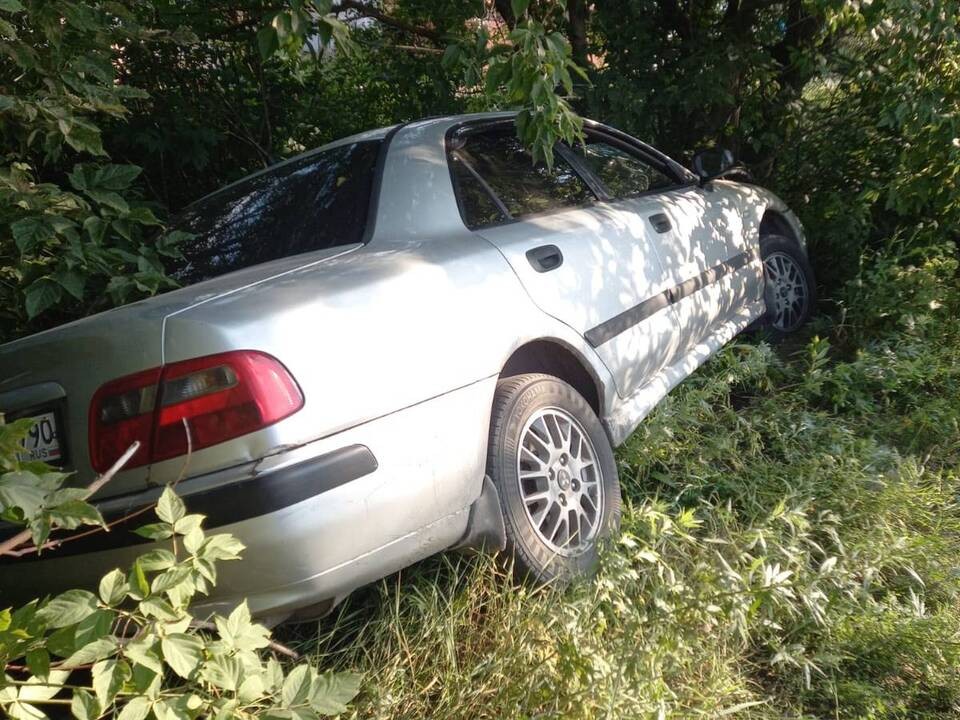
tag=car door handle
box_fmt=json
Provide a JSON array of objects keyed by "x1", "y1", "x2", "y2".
[
  {"x1": 526, "y1": 244, "x2": 564, "y2": 273},
  {"x1": 649, "y1": 213, "x2": 672, "y2": 234}
]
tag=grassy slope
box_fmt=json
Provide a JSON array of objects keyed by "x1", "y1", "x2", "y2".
[{"x1": 286, "y1": 242, "x2": 960, "y2": 719}]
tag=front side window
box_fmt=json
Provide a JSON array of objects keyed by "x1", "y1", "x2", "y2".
[
  {"x1": 573, "y1": 140, "x2": 675, "y2": 199},
  {"x1": 170, "y1": 141, "x2": 381, "y2": 284},
  {"x1": 451, "y1": 130, "x2": 594, "y2": 227}
]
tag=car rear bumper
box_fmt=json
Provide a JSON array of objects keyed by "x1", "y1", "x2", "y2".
[{"x1": 0, "y1": 376, "x2": 495, "y2": 617}]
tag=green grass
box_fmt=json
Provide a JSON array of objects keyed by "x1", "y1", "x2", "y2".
[{"x1": 281, "y1": 241, "x2": 960, "y2": 719}]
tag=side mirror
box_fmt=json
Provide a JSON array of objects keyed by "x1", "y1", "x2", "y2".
[{"x1": 692, "y1": 147, "x2": 736, "y2": 183}]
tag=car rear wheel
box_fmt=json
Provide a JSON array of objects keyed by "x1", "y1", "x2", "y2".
[
  {"x1": 486, "y1": 373, "x2": 621, "y2": 584},
  {"x1": 760, "y1": 234, "x2": 816, "y2": 334}
]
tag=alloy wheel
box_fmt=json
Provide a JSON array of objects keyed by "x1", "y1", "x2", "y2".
[
  {"x1": 516, "y1": 407, "x2": 604, "y2": 557},
  {"x1": 763, "y1": 251, "x2": 810, "y2": 331}
]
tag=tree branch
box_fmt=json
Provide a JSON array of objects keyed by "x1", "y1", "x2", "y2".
[
  {"x1": 191, "y1": 619, "x2": 301, "y2": 660},
  {"x1": 0, "y1": 441, "x2": 140, "y2": 557},
  {"x1": 332, "y1": 0, "x2": 444, "y2": 44}
]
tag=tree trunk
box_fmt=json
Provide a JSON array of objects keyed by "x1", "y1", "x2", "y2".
[{"x1": 567, "y1": 0, "x2": 589, "y2": 67}]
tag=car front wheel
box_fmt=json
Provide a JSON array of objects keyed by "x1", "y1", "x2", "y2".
[
  {"x1": 486, "y1": 373, "x2": 621, "y2": 584},
  {"x1": 760, "y1": 234, "x2": 817, "y2": 334}
]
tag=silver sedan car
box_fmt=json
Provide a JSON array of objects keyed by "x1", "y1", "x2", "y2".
[{"x1": 0, "y1": 112, "x2": 815, "y2": 620}]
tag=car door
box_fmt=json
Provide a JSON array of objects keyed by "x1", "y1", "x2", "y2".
[
  {"x1": 656, "y1": 183, "x2": 761, "y2": 353},
  {"x1": 447, "y1": 125, "x2": 679, "y2": 399},
  {"x1": 571, "y1": 132, "x2": 762, "y2": 357}
]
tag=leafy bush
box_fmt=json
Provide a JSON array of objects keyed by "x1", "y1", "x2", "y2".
[
  {"x1": 0, "y1": 0, "x2": 183, "y2": 342},
  {"x1": 0, "y1": 422, "x2": 360, "y2": 719}
]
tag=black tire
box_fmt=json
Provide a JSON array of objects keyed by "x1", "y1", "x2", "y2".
[
  {"x1": 759, "y1": 234, "x2": 817, "y2": 334},
  {"x1": 486, "y1": 373, "x2": 621, "y2": 584}
]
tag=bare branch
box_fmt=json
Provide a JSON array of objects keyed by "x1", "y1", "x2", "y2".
[
  {"x1": 332, "y1": 0, "x2": 444, "y2": 44},
  {"x1": 0, "y1": 441, "x2": 141, "y2": 557}
]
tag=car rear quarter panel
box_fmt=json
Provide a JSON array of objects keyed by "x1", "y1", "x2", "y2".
[{"x1": 155, "y1": 237, "x2": 538, "y2": 480}]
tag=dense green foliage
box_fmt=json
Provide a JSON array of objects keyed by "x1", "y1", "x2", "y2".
[
  {"x1": 1, "y1": 0, "x2": 959, "y2": 717},
  {"x1": 0, "y1": 426, "x2": 361, "y2": 719},
  {"x1": 0, "y1": 1, "x2": 187, "y2": 339}
]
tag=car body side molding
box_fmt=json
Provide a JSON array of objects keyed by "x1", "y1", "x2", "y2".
[{"x1": 585, "y1": 250, "x2": 757, "y2": 348}]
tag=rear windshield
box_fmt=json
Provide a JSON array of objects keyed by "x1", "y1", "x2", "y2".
[{"x1": 169, "y1": 140, "x2": 381, "y2": 284}]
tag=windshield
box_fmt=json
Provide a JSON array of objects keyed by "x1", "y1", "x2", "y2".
[{"x1": 169, "y1": 140, "x2": 381, "y2": 284}]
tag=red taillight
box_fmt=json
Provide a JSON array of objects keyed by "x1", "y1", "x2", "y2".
[
  {"x1": 88, "y1": 367, "x2": 162, "y2": 472},
  {"x1": 89, "y1": 351, "x2": 304, "y2": 472}
]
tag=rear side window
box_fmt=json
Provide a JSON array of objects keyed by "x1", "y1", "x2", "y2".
[
  {"x1": 573, "y1": 140, "x2": 675, "y2": 199},
  {"x1": 449, "y1": 151, "x2": 507, "y2": 229},
  {"x1": 451, "y1": 130, "x2": 593, "y2": 227},
  {"x1": 170, "y1": 141, "x2": 381, "y2": 284}
]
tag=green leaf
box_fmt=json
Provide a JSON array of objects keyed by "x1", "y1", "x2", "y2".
[
  {"x1": 214, "y1": 601, "x2": 270, "y2": 652},
  {"x1": 238, "y1": 673, "x2": 265, "y2": 704},
  {"x1": 202, "y1": 653, "x2": 243, "y2": 692},
  {"x1": 61, "y1": 637, "x2": 118, "y2": 668},
  {"x1": 151, "y1": 565, "x2": 193, "y2": 595},
  {"x1": 54, "y1": 269, "x2": 86, "y2": 301},
  {"x1": 94, "y1": 164, "x2": 142, "y2": 191},
  {"x1": 257, "y1": 26, "x2": 279, "y2": 59},
  {"x1": 125, "y1": 637, "x2": 164, "y2": 674},
  {"x1": 139, "y1": 596, "x2": 179, "y2": 622},
  {"x1": 86, "y1": 190, "x2": 129, "y2": 214},
  {"x1": 183, "y1": 526, "x2": 204, "y2": 554},
  {"x1": 83, "y1": 216, "x2": 108, "y2": 244},
  {"x1": 133, "y1": 522, "x2": 174, "y2": 541},
  {"x1": 156, "y1": 486, "x2": 185, "y2": 524},
  {"x1": 71, "y1": 690, "x2": 101, "y2": 720},
  {"x1": 200, "y1": 533, "x2": 245, "y2": 561},
  {"x1": 117, "y1": 696, "x2": 151, "y2": 720},
  {"x1": 126, "y1": 206, "x2": 161, "y2": 226},
  {"x1": 282, "y1": 664, "x2": 313, "y2": 707},
  {"x1": 24, "y1": 278, "x2": 63, "y2": 319},
  {"x1": 6, "y1": 701, "x2": 45, "y2": 720},
  {"x1": 309, "y1": 672, "x2": 362, "y2": 715},
  {"x1": 0, "y1": 17, "x2": 16, "y2": 39},
  {"x1": 161, "y1": 633, "x2": 204, "y2": 679},
  {"x1": 0, "y1": 471, "x2": 47, "y2": 519},
  {"x1": 24, "y1": 648, "x2": 49, "y2": 678},
  {"x1": 47, "y1": 499, "x2": 104, "y2": 529},
  {"x1": 511, "y1": 0, "x2": 530, "y2": 18},
  {"x1": 173, "y1": 513, "x2": 203, "y2": 536},
  {"x1": 74, "y1": 609, "x2": 114, "y2": 649},
  {"x1": 46, "y1": 624, "x2": 79, "y2": 659},
  {"x1": 35, "y1": 589, "x2": 98, "y2": 628},
  {"x1": 128, "y1": 558, "x2": 150, "y2": 600},
  {"x1": 0, "y1": 0, "x2": 24, "y2": 12},
  {"x1": 45, "y1": 486, "x2": 87, "y2": 505},
  {"x1": 137, "y1": 548, "x2": 177, "y2": 571},
  {"x1": 99, "y1": 568, "x2": 128, "y2": 606},
  {"x1": 63, "y1": 119, "x2": 105, "y2": 156},
  {"x1": 10, "y1": 217, "x2": 54, "y2": 254},
  {"x1": 153, "y1": 697, "x2": 196, "y2": 720},
  {"x1": 92, "y1": 658, "x2": 131, "y2": 709},
  {"x1": 266, "y1": 657, "x2": 284, "y2": 692},
  {"x1": 16, "y1": 670, "x2": 69, "y2": 703}
]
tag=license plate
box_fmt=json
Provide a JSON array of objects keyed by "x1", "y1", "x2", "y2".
[{"x1": 18, "y1": 411, "x2": 63, "y2": 464}]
